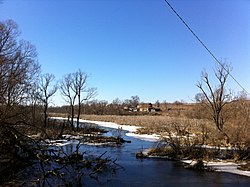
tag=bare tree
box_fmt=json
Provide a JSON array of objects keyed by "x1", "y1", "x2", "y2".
[
  {"x1": 0, "y1": 20, "x2": 40, "y2": 121},
  {"x1": 27, "y1": 83, "x2": 41, "y2": 126},
  {"x1": 194, "y1": 93, "x2": 206, "y2": 103},
  {"x1": 60, "y1": 70, "x2": 96, "y2": 131},
  {"x1": 196, "y1": 63, "x2": 232, "y2": 143},
  {"x1": 37, "y1": 73, "x2": 58, "y2": 128},
  {"x1": 0, "y1": 20, "x2": 41, "y2": 183},
  {"x1": 60, "y1": 73, "x2": 77, "y2": 130},
  {"x1": 72, "y1": 70, "x2": 97, "y2": 131},
  {"x1": 130, "y1": 95, "x2": 140, "y2": 107}
]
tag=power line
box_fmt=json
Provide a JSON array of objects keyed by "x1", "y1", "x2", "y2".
[{"x1": 163, "y1": 0, "x2": 249, "y2": 95}]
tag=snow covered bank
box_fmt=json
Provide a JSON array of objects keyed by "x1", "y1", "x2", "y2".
[
  {"x1": 77, "y1": 119, "x2": 161, "y2": 142},
  {"x1": 50, "y1": 117, "x2": 159, "y2": 142},
  {"x1": 126, "y1": 132, "x2": 159, "y2": 142},
  {"x1": 50, "y1": 117, "x2": 139, "y2": 132},
  {"x1": 182, "y1": 160, "x2": 250, "y2": 177},
  {"x1": 78, "y1": 119, "x2": 140, "y2": 133},
  {"x1": 44, "y1": 139, "x2": 79, "y2": 147}
]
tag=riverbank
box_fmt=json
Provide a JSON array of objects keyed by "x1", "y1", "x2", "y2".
[
  {"x1": 182, "y1": 160, "x2": 250, "y2": 177},
  {"x1": 51, "y1": 117, "x2": 160, "y2": 142},
  {"x1": 51, "y1": 117, "x2": 250, "y2": 177}
]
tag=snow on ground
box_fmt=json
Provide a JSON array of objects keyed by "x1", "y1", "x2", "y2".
[
  {"x1": 51, "y1": 117, "x2": 157, "y2": 141},
  {"x1": 79, "y1": 119, "x2": 160, "y2": 142},
  {"x1": 126, "y1": 132, "x2": 159, "y2": 142},
  {"x1": 78, "y1": 119, "x2": 140, "y2": 133},
  {"x1": 50, "y1": 117, "x2": 140, "y2": 133},
  {"x1": 45, "y1": 139, "x2": 79, "y2": 147},
  {"x1": 207, "y1": 161, "x2": 250, "y2": 177},
  {"x1": 182, "y1": 160, "x2": 250, "y2": 177}
]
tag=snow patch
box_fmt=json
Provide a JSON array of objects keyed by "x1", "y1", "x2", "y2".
[
  {"x1": 126, "y1": 133, "x2": 159, "y2": 142},
  {"x1": 50, "y1": 117, "x2": 140, "y2": 133},
  {"x1": 78, "y1": 119, "x2": 140, "y2": 132},
  {"x1": 45, "y1": 139, "x2": 79, "y2": 146},
  {"x1": 182, "y1": 160, "x2": 250, "y2": 177}
]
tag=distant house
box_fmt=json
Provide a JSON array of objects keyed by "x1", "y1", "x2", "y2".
[
  {"x1": 137, "y1": 103, "x2": 153, "y2": 112},
  {"x1": 123, "y1": 106, "x2": 129, "y2": 111},
  {"x1": 123, "y1": 106, "x2": 137, "y2": 112},
  {"x1": 124, "y1": 103, "x2": 161, "y2": 113}
]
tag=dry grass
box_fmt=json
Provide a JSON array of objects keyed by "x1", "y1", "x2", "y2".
[
  {"x1": 51, "y1": 113, "x2": 212, "y2": 131},
  {"x1": 50, "y1": 113, "x2": 218, "y2": 143},
  {"x1": 78, "y1": 114, "x2": 216, "y2": 136},
  {"x1": 49, "y1": 100, "x2": 250, "y2": 148}
]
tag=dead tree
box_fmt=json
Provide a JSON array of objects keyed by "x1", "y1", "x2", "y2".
[
  {"x1": 196, "y1": 63, "x2": 232, "y2": 144},
  {"x1": 37, "y1": 73, "x2": 58, "y2": 128}
]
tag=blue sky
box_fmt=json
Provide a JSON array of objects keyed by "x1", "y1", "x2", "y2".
[{"x1": 1, "y1": 0, "x2": 249, "y2": 105}]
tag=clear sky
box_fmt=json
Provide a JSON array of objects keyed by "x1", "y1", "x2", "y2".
[{"x1": 0, "y1": 0, "x2": 249, "y2": 105}]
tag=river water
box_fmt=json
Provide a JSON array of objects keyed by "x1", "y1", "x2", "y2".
[{"x1": 61, "y1": 127, "x2": 250, "y2": 187}]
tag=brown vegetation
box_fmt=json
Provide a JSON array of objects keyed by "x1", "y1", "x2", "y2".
[
  {"x1": 50, "y1": 98, "x2": 250, "y2": 148},
  {"x1": 50, "y1": 96, "x2": 250, "y2": 162}
]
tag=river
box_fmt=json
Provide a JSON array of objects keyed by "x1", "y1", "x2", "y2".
[{"x1": 60, "y1": 126, "x2": 250, "y2": 187}]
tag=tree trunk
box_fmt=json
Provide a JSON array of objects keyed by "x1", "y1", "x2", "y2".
[
  {"x1": 44, "y1": 103, "x2": 48, "y2": 128},
  {"x1": 70, "y1": 104, "x2": 74, "y2": 130},
  {"x1": 76, "y1": 95, "x2": 81, "y2": 131}
]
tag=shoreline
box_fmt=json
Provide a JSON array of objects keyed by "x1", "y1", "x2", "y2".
[
  {"x1": 50, "y1": 117, "x2": 250, "y2": 177},
  {"x1": 181, "y1": 160, "x2": 250, "y2": 177}
]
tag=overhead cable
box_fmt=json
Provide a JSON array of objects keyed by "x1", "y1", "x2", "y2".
[{"x1": 163, "y1": 0, "x2": 249, "y2": 95}]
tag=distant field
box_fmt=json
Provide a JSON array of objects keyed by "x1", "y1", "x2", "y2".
[
  {"x1": 50, "y1": 100, "x2": 249, "y2": 146},
  {"x1": 50, "y1": 113, "x2": 218, "y2": 142}
]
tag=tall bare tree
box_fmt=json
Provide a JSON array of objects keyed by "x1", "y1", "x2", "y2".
[
  {"x1": 60, "y1": 70, "x2": 96, "y2": 131},
  {"x1": 72, "y1": 70, "x2": 97, "y2": 131},
  {"x1": 60, "y1": 73, "x2": 77, "y2": 129},
  {"x1": 37, "y1": 73, "x2": 58, "y2": 128},
  {"x1": 196, "y1": 63, "x2": 232, "y2": 143}
]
